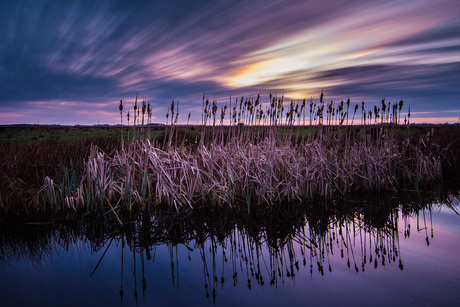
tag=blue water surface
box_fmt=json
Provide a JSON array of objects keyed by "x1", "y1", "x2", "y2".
[{"x1": 1, "y1": 202, "x2": 459, "y2": 307}]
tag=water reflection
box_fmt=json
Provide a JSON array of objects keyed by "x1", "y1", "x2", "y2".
[{"x1": 0, "y1": 191, "x2": 459, "y2": 305}]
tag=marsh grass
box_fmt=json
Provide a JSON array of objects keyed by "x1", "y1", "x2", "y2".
[
  {"x1": 27, "y1": 92, "x2": 452, "y2": 213},
  {"x1": 0, "y1": 136, "x2": 120, "y2": 213},
  {"x1": 1, "y1": 93, "x2": 459, "y2": 214},
  {"x1": 47, "y1": 132, "x2": 440, "y2": 212}
]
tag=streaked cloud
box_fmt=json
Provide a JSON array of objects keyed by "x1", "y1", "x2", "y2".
[{"x1": 0, "y1": 0, "x2": 459, "y2": 124}]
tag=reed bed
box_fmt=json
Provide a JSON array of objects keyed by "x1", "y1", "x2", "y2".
[
  {"x1": 2, "y1": 92, "x2": 455, "y2": 214},
  {"x1": 37, "y1": 126, "x2": 442, "y2": 212}
]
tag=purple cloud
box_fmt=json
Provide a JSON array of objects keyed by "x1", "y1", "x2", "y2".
[{"x1": 1, "y1": 0, "x2": 459, "y2": 124}]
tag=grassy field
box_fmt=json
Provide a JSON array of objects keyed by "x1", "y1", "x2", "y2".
[
  {"x1": 0, "y1": 125, "x2": 165, "y2": 144},
  {"x1": 2, "y1": 123, "x2": 459, "y2": 144}
]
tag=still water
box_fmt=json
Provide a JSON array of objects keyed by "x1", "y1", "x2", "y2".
[{"x1": 1, "y1": 195, "x2": 459, "y2": 306}]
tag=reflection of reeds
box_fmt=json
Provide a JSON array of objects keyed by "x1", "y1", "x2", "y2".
[{"x1": 1, "y1": 194, "x2": 454, "y2": 301}]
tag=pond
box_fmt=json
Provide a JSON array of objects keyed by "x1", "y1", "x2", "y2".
[{"x1": 1, "y1": 193, "x2": 459, "y2": 306}]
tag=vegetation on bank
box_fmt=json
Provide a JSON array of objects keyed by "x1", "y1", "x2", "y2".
[{"x1": 1, "y1": 93, "x2": 460, "y2": 215}]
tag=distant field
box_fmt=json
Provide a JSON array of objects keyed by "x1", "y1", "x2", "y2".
[
  {"x1": 0, "y1": 125, "x2": 165, "y2": 144},
  {"x1": 1, "y1": 123, "x2": 460, "y2": 144}
]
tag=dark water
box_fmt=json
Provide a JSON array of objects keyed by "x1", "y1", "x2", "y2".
[{"x1": 1, "y1": 195, "x2": 459, "y2": 307}]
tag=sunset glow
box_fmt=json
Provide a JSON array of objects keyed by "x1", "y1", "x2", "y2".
[{"x1": 1, "y1": 0, "x2": 459, "y2": 125}]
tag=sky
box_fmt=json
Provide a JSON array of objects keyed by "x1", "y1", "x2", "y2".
[{"x1": 1, "y1": 0, "x2": 460, "y2": 125}]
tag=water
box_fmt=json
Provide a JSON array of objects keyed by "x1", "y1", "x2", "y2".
[{"x1": 1, "y1": 195, "x2": 459, "y2": 306}]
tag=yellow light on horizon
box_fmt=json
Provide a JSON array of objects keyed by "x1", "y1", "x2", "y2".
[{"x1": 220, "y1": 4, "x2": 451, "y2": 91}]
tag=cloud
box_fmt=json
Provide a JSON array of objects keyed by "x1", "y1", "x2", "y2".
[{"x1": 1, "y1": 0, "x2": 460, "y2": 124}]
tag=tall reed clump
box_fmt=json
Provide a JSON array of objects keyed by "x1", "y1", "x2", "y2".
[
  {"x1": 119, "y1": 98, "x2": 124, "y2": 150},
  {"x1": 34, "y1": 92, "x2": 445, "y2": 213}
]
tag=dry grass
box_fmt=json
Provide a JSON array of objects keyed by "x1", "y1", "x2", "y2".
[
  {"x1": 35, "y1": 130, "x2": 442, "y2": 212},
  {"x1": 1, "y1": 92, "x2": 457, "y2": 214}
]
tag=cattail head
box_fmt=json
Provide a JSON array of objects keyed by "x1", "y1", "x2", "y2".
[
  {"x1": 212, "y1": 100, "x2": 217, "y2": 115},
  {"x1": 119, "y1": 98, "x2": 123, "y2": 113},
  {"x1": 220, "y1": 108, "x2": 225, "y2": 121}
]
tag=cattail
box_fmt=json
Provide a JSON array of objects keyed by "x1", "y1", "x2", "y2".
[
  {"x1": 398, "y1": 100, "x2": 404, "y2": 125},
  {"x1": 170, "y1": 99, "x2": 175, "y2": 125},
  {"x1": 127, "y1": 110, "x2": 130, "y2": 142},
  {"x1": 310, "y1": 99, "x2": 314, "y2": 126},
  {"x1": 346, "y1": 97, "x2": 350, "y2": 125},
  {"x1": 119, "y1": 98, "x2": 124, "y2": 148},
  {"x1": 408, "y1": 105, "x2": 411, "y2": 125},
  {"x1": 374, "y1": 106, "x2": 379, "y2": 124},
  {"x1": 174, "y1": 100, "x2": 179, "y2": 124},
  {"x1": 147, "y1": 103, "x2": 151, "y2": 139},
  {"x1": 387, "y1": 101, "x2": 391, "y2": 123},
  {"x1": 133, "y1": 93, "x2": 138, "y2": 139},
  {"x1": 212, "y1": 100, "x2": 218, "y2": 126},
  {"x1": 147, "y1": 103, "x2": 151, "y2": 123},
  {"x1": 142, "y1": 98, "x2": 146, "y2": 137},
  {"x1": 381, "y1": 98, "x2": 386, "y2": 124},
  {"x1": 352, "y1": 104, "x2": 359, "y2": 125}
]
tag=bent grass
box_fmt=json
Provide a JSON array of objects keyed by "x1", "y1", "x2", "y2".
[
  {"x1": 37, "y1": 116, "x2": 442, "y2": 213},
  {"x1": 1, "y1": 92, "x2": 449, "y2": 214}
]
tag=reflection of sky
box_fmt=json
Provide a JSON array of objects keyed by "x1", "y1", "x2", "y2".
[
  {"x1": 1, "y1": 0, "x2": 460, "y2": 125},
  {"x1": 0, "y1": 204, "x2": 459, "y2": 305}
]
